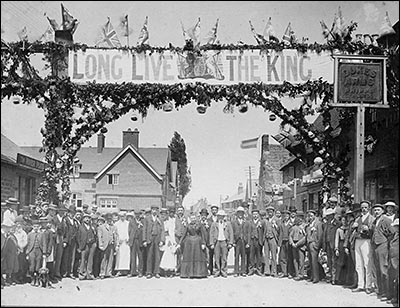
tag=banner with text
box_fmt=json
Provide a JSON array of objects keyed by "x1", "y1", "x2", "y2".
[{"x1": 68, "y1": 49, "x2": 334, "y2": 85}]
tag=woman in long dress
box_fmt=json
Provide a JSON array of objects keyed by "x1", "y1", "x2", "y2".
[
  {"x1": 159, "y1": 215, "x2": 177, "y2": 277},
  {"x1": 178, "y1": 213, "x2": 208, "y2": 278}
]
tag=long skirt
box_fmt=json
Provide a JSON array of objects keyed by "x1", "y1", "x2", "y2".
[
  {"x1": 180, "y1": 235, "x2": 208, "y2": 278},
  {"x1": 115, "y1": 242, "x2": 130, "y2": 271}
]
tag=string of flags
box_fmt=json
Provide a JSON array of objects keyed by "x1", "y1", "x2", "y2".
[{"x1": 9, "y1": 4, "x2": 396, "y2": 48}]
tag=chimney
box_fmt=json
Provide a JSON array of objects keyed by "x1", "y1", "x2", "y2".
[
  {"x1": 97, "y1": 133, "x2": 105, "y2": 153},
  {"x1": 122, "y1": 128, "x2": 139, "y2": 149},
  {"x1": 238, "y1": 182, "x2": 244, "y2": 195}
]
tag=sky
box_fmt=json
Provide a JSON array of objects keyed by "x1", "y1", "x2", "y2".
[{"x1": 1, "y1": 1, "x2": 399, "y2": 208}]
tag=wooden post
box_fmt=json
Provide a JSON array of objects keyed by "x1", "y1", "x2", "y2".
[{"x1": 355, "y1": 103, "x2": 365, "y2": 203}]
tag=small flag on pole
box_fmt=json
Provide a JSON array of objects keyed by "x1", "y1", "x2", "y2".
[
  {"x1": 203, "y1": 18, "x2": 219, "y2": 45},
  {"x1": 282, "y1": 23, "x2": 292, "y2": 45},
  {"x1": 320, "y1": 20, "x2": 331, "y2": 39},
  {"x1": 137, "y1": 16, "x2": 149, "y2": 45},
  {"x1": 120, "y1": 15, "x2": 129, "y2": 37},
  {"x1": 379, "y1": 11, "x2": 396, "y2": 37},
  {"x1": 263, "y1": 17, "x2": 279, "y2": 43},
  {"x1": 95, "y1": 17, "x2": 122, "y2": 48},
  {"x1": 47, "y1": 16, "x2": 60, "y2": 31},
  {"x1": 187, "y1": 17, "x2": 201, "y2": 46},
  {"x1": 240, "y1": 136, "x2": 259, "y2": 149},
  {"x1": 61, "y1": 3, "x2": 78, "y2": 34},
  {"x1": 17, "y1": 26, "x2": 28, "y2": 41},
  {"x1": 249, "y1": 20, "x2": 266, "y2": 44},
  {"x1": 39, "y1": 26, "x2": 54, "y2": 42}
]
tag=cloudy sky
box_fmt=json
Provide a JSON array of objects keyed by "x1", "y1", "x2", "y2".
[{"x1": 1, "y1": 1, "x2": 398, "y2": 207}]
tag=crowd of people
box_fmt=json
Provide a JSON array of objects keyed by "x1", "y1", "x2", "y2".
[{"x1": 1, "y1": 196, "x2": 399, "y2": 306}]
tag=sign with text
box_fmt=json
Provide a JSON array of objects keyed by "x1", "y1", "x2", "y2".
[
  {"x1": 68, "y1": 49, "x2": 334, "y2": 85},
  {"x1": 17, "y1": 153, "x2": 46, "y2": 171},
  {"x1": 337, "y1": 62, "x2": 383, "y2": 102}
]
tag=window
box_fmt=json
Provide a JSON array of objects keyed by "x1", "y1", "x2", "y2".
[
  {"x1": 99, "y1": 198, "x2": 118, "y2": 208},
  {"x1": 72, "y1": 164, "x2": 81, "y2": 177},
  {"x1": 71, "y1": 193, "x2": 83, "y2": 208},
  {"x1": 108, "y1": 174, "x2": 119, "y2": 185}
]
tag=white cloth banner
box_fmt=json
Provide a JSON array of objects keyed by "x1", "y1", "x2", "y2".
[{"x1": 68, "y1": 49, "x2": 334, "y2": 85}]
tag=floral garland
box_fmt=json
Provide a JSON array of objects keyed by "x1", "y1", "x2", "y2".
[{"x1": 1, "y1": 38, "x2": 398, "y2": 208}]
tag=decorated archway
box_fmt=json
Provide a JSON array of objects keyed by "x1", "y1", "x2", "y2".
[{"x1": 1, "y1": 29, "x2": 398, "y2": 211}]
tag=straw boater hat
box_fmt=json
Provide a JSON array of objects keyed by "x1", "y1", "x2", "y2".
[
  {"x1": 372, "y1": 203, "x2": 385, "y2": 210},
  {"x1": 151, "y1": 205, "x2": 160, "y2": 210},
  {"x1": 307, "y1": 209, "x2": 317, "y2": 215},
  {"x1": 281, "y1": 209, "x2": 290, "y2": 215},
  {"x1": 48, "y1": 204, "x2": 58, "y2": 211},
  {"x1": 119, "y1": 211, "x2": 127, "y2": 216},
  {"x1": 6, "y1": 197, "x2": 19, "y2": 207},
  {"x1": 126, "y1": 211, "x2": 134, "y2": 217},
  {"x1": 266, "y1": 205, "x2": 275, "y2": 212},
  {"x1": 384, "y1": 201, "x2": 398, "y2": 210},
  {"x1": 217, "y1": 209, "x2": 226, "y2": 216},
  {"x1": 236, "y1": 206, "x2": 245, "y2": 213},
  {"x1": 328, "y1": 196, "x2": 338, "y2": 203},
  {"x1": 210, "y1": 205, "x2": 219, "y2": 210}
]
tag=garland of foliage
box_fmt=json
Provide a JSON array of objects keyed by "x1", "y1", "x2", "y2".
[{"x1": 1, "y1": 37, "x2": 398, "y2": 209}]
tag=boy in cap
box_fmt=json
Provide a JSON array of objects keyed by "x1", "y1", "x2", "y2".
[
  {"x1": 231, "y1": 206, "x2": 249, "y2": 277},
  {"x1": 26, "y1": 220, "x2": 47, "y2": 286},
  {"x1": 209, "y1": 209, "x2": 234, "y2": 278}
]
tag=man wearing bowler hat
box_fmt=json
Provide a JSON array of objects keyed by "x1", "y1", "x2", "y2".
[
  {"x1": 77, "y1": 213, "x2": 96, "y2": 280},
  {"x1": 231, "y1": 206, "x2": 249, "y2": 277},
  {"x1": 305, "y1": 209, "x2": 324, "y2": 283},
  {"x1": 371, "y1": 203, "x2": 393, "y2": 300},
  {"x1": 143, "y1": 205, "x2": 165, "y2": 279}
]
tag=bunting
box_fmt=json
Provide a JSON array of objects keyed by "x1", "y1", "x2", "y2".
[
  {"x1": 95, "y1": 17, "x2": 122, "y2": 48},
  {"x1": 137, "y1": 16, "x2": 149, "y2": 45}
]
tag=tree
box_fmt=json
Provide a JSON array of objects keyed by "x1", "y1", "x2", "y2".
[{"x1": 169, "y1": 132, "x2": 192, "y2": 199}]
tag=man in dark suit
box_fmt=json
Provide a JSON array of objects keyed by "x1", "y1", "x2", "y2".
[
  {"x1": 143, "y1": 205, "x2": 165, "y2": 279},
  {"x1": 247, "y1": 208, "x2": 264, "y2": 276},
  {"x1": 174, "y1": 206, "x2": 186, "y2": 275},
  {"x1": 323, "y1": 208, "x2": 341, "y2": 284},
  {"x1": 60, "y1": 205, "x2": 79, "y2": 279},
  {"x1": 371, "y1": 203, "x2": 393, "y2": 301},
  {"x1": 305, "y1": 209, "x2": 324, "y2": 283},
  {"x1": 231, "y1": 206, "x2": 249, "y2": 277},
  {"x1": 128, "y1": 210, "x2": 144, "y2": 277},
  {"x1": 206, "y1": 205, "x2": 219, "y2": 275},
  {"x1": 77, "y1": 213, "x2": 96, "y2": 280},
  {"x1": 278, "y1": 209, "x2": 292, "y2": 278},
  {"x1": 52, "y1": 204, "x2": 67, "y2": 282}
]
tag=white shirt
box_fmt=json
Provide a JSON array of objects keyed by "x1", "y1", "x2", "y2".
[
  {"x1": 14, "y1": 228, "x2": 28, "y2": 250},
  {"x1": 217, "y1": 221, "x2": 226, "y2": 241},
  {"x1": 115, "y1": 220, "x2": 129, "y2": 241},
  {"x1": 361, "y1": 212, "x2": 370, "y2": 223},
  {"x1": 3, "y1": 209, "x2": 16, "y2": 226}
]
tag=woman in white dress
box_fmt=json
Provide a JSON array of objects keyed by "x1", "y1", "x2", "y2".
[
  {"x1": 160, "y1": 211, "x2": 177, "y2": 277},
  {"x1": 114, "y1": 212, "x2": 130, "y2": 276}
]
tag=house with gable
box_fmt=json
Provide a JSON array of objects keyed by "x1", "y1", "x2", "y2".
[{"x1": 22, "y1": 128, "x2": 179, "y2": 212}]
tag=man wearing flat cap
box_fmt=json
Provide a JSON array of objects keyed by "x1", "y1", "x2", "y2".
[
  {"x1": 26, "y1": 219, "x2": 47, "y2": 285},
  {"x1": 143, "y1": 205, "x2": 165, "y2": 279},
  {"x1": 231, "y1": 206, "x2": 250, "y2": 277},
  {"x1": 76, "y1": 213, "x2": 96, "y2": 280},
  {"x1": 128, "y1": 210, "x2": 144, "y2": 277},
  {"x1": 206, "y1": 205, "x2": 219, "y2": 275},
  {"x1": 323, "y1": 207, "x2": 341, "y2": 284},
  {"x1": 263, "y1": 205, "x2": 280, "y2": 277},
  {"x1": 248, "y1": 208, "x2": 264, "y2": 276},
  {"x1": 371, "y1": 203, "x2": 393, "y2": 300},
  {"x1": 305, "y1": 209, "x2": 324, "y2": 283}
]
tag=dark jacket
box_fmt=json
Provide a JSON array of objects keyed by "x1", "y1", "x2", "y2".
[
  {"x1": 26, "y1": 230, "x2": 47, "y2": 254},
  {"x1": 77, "y1": 223, "x2": 96, "y2": 251},
  {"x1": 248, "y1": 219, "x2": 264, "y2": 246},
  {"x1": 371, "y1": 215, "x2": 393, "y2": 246},
  {"x1": 62, "y1": 215, "x2": 79, "y2": 245},
  {"x1": 278, "y1": 219, "x2": 293, "y2": 246},
  {"x1": 143, "y1": 215, "x2": 165, "y2": 245},
  {"x1": 43, "y1": 229, "x2": 56, "y2": 257},
  {"x1": 306, "y1": 218, "x2": 324, "y2": 249},
  {"x1": 128, "y1": 218, "x2": 143, "y2": 246},
  {"x1": 264, "y1": 217, "x2": 280, "y2": 243},
  {"x1": 231, "y1": 217, "x2": 250, "y2": 245}
]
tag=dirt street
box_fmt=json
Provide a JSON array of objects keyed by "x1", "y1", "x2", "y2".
[{"x1": 1, "y1": 274, "x2": 394, "y2": 307}]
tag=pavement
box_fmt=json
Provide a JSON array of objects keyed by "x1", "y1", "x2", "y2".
[{"x1": 1, "y1": 273, "x2": 396, "y2": 307}]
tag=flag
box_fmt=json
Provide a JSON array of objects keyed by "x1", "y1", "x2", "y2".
[
  {"x1": 282, "y1": 23, "x2": 292, "y2": 45},
  {"x1": 96, "y1": 17, "x2": 122, "y2": 48},
  {"x1": 320, "y1": 20, "x2": 331, "y2": 39},
  {"x1": 249, "y1": 20, "x2": 266, "y2": 44},
  {"x1": 272, "y1": 131, "x2": 295, "y2": 148},
  {"x1": 181, "y1": 21, "x2": 190, "y2": 41},
  {"x1": 39, "y1": 26, "x2": 54, "y2": 42},
  {"x1": 379, "y1": 11, "x2": 396, "y2": 37},
  {"x1": 203, "y1": 18, "x2": 219, "y2": 45},
  {"x1": 47, "y1": 16, "x2": 59, "y2": 31},
  {"x1": 187, "y1": 17, "x2": 201, "y2": 46},
  {"x1": 137, "y1": 16, "x2": 149, "y2": 45},
  {"x1": 17, "y1": 26, "x2": 28, "y2": 41},
  {"x1": 119, "y1": 14, "x2": 129, "y2": 37},
  {"x1": 263, "y1": 17, "x2": 279, "y2": 42},
  {"x1": 240, "y1": 136, "x2": 259, "y2": 149},
  {"x1": 61, "y1": 3, "x2": 78, "y2": 34}
]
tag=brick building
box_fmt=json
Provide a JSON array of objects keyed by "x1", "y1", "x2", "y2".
[{"x1": 22, "y1": 128, "x2": 178, "y2": 213}]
